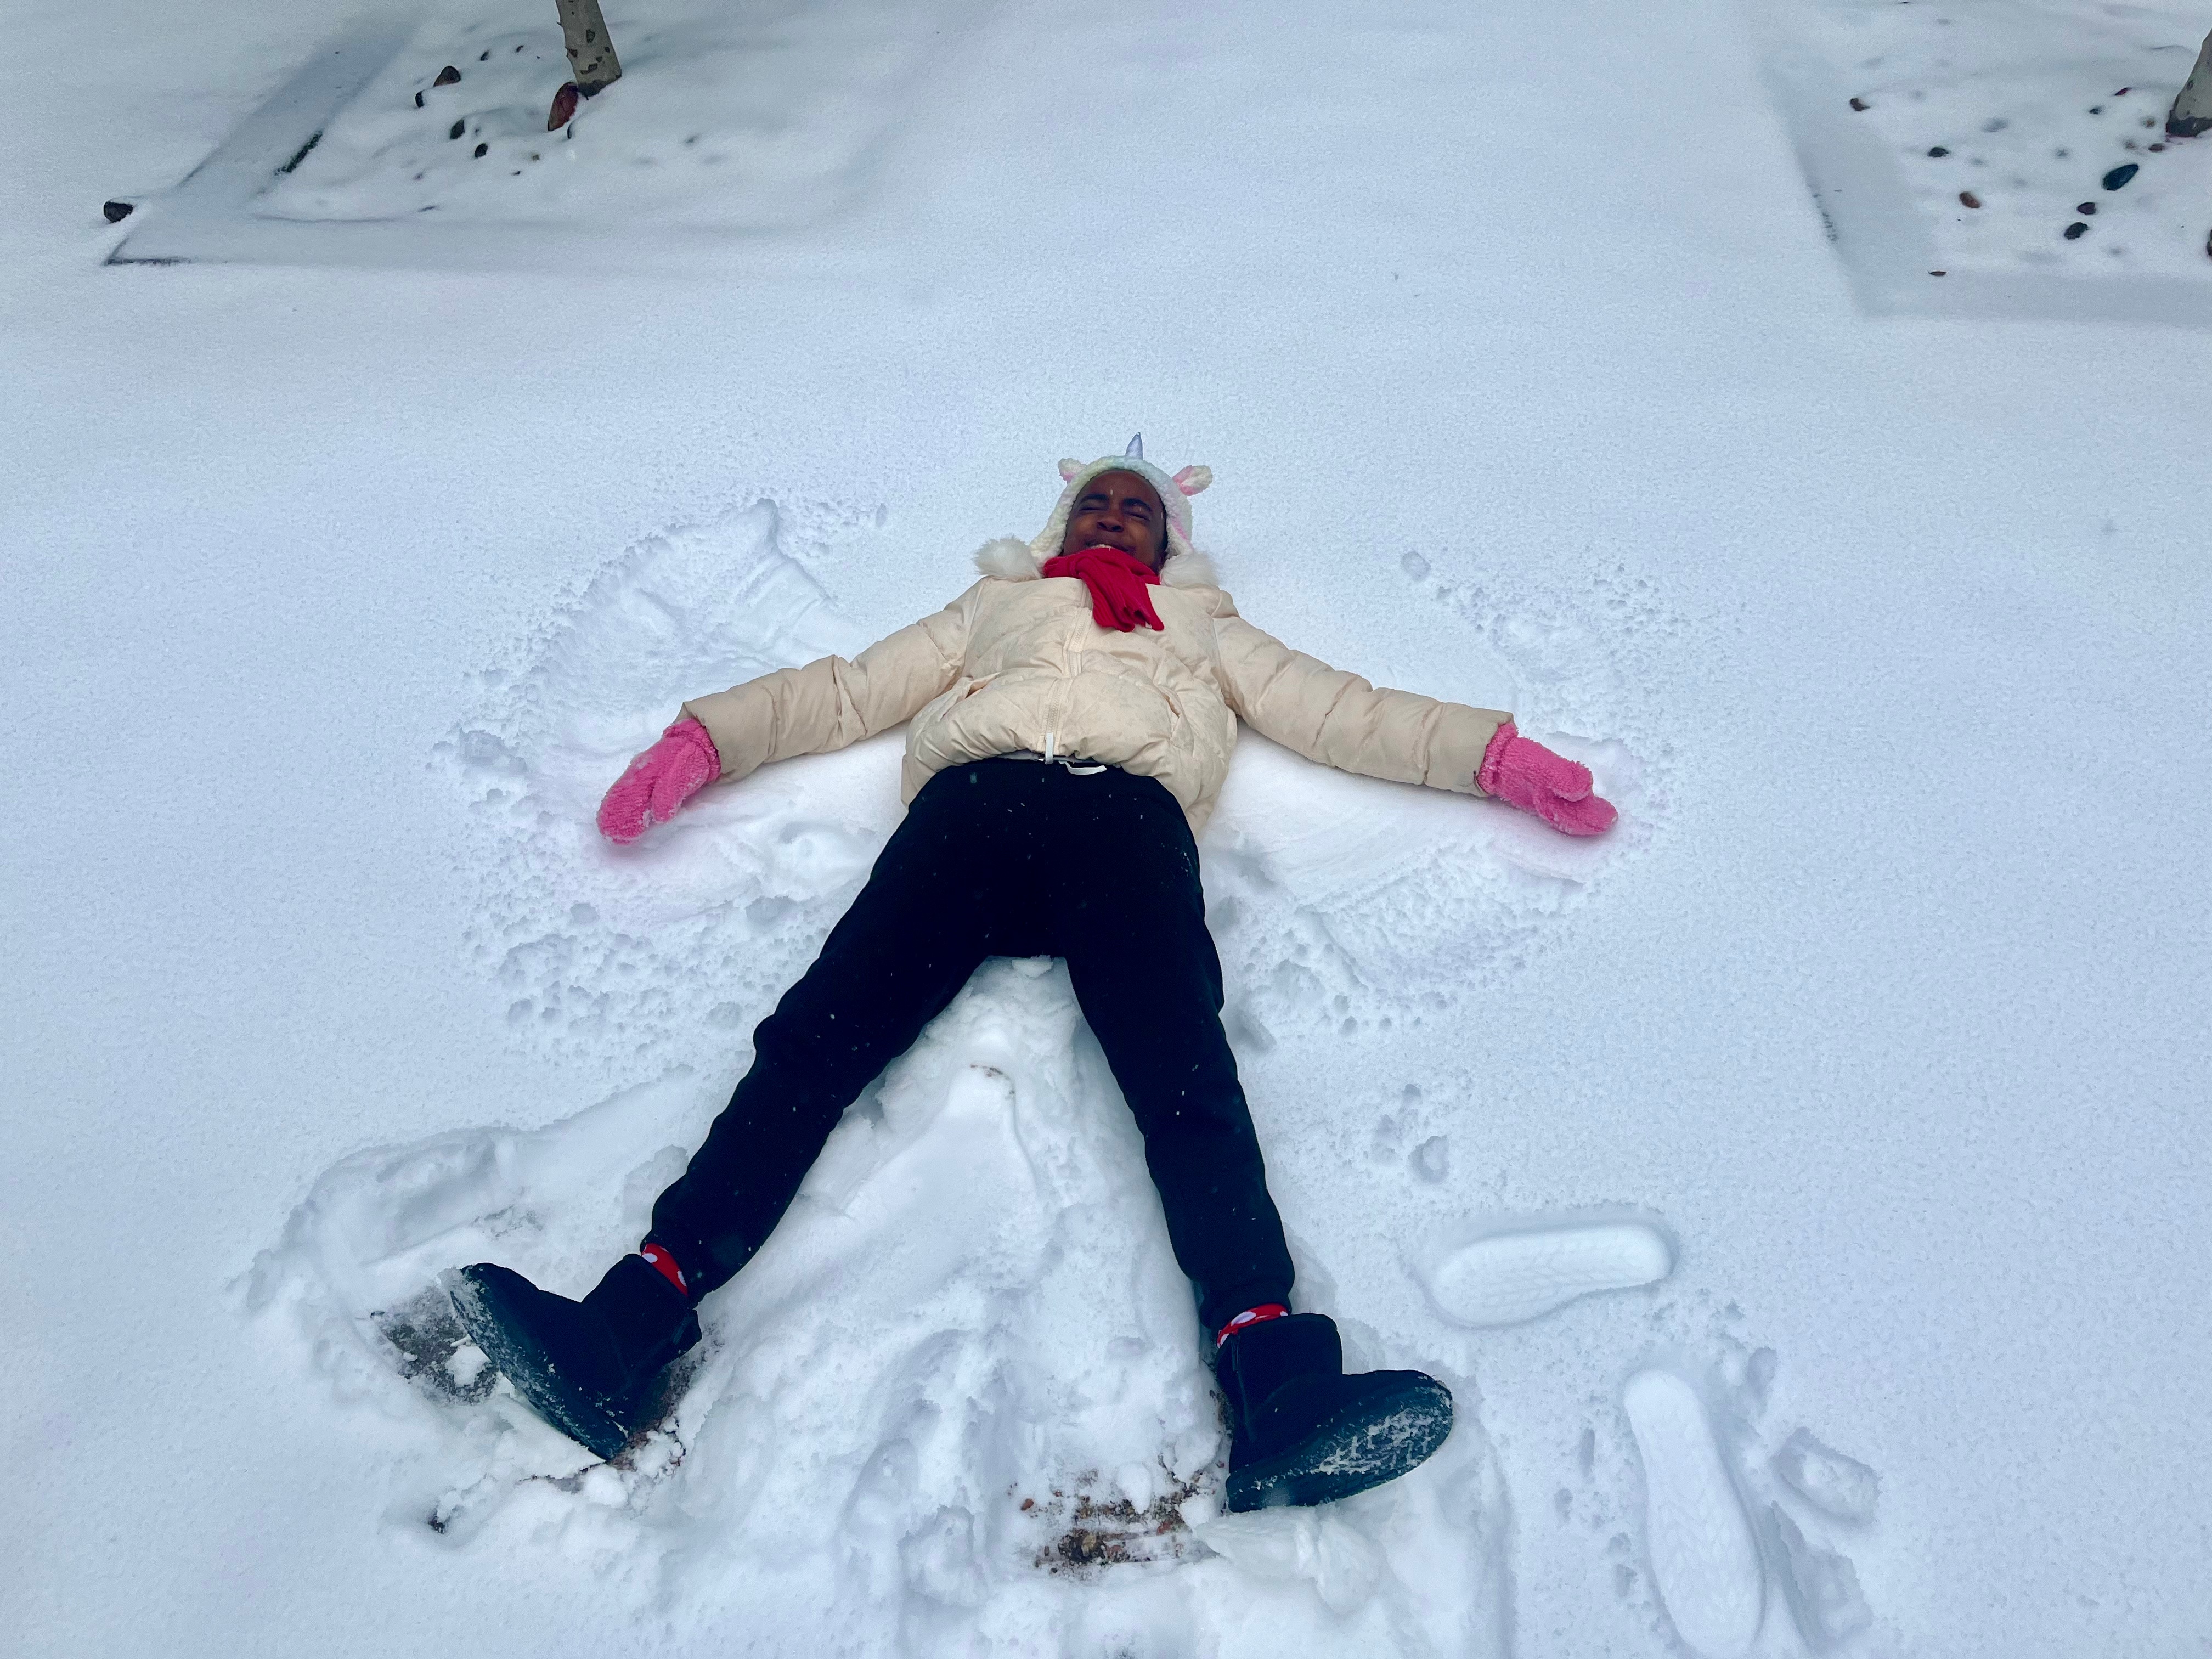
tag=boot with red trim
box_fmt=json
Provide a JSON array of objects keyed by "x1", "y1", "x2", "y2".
[
  {"x1": 1214, "y1": 1312, "x2": 1453, "y2": 1511},
  {"x1": 449, "y1": 1252, "x2": 699, "y2": 1460}
]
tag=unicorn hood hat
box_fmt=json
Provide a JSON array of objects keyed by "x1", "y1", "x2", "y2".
[{"x1": 1028, "y1": 434, "x2": 1214, "y2": 565}]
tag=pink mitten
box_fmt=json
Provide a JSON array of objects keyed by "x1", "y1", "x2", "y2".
[
  {"x1": 597, "y1": 717, "x2": 721, "y2": 844},
  {"x1": 1477, "y1": 723, "x2": 1617, "y2": 837}
]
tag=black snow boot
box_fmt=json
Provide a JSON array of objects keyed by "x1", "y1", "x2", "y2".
[
  {"x1": 449, "y1": 1255, "x2": 700, "y2": 1460},
  {"x1": 1215, "y1": 1313, "x2": 1454, "y2": 1511}
]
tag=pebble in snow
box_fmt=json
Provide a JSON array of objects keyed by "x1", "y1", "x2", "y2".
[
  {"x1": 433, "y1": 65, "x2": 461, "y2": 86},
  {"x1": 2076, "y1": 201, "x2": 2097, "y2": 215},
  {"x1": 2063, "y1": 222, "x2": 2088, "y2": 240},
  {"x1": 1926, "y1": 145, "x2": 1949, "y2": 157},
  {"x1": 101, "y1": 200, "x2": 133, "y2": 223},
  {"x1": 2102, "y1": 163, "x2": 2138, "y2": 190},
  {"x1": 1958, "y1": 191, "x2": 1982, "y2": 208},
  {"x1": 473, "y1": 142, "x2": 489, "y2": 159},
  {"x1": 414, "y1": 91, "x2": 424, "y2": 108},
  {"x1": 448, "y1": 120, "x2": 466, "y2": 141}
]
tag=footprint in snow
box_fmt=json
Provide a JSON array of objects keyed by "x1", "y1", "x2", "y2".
[
  {"x1": 1419, "y1": 1218, "x2": 1674, "y2": 1328},
  {"x1": 1414, "y1": 1207, "x2": 1881, "y2": 1650},
  {"x1": 1622, "y1": 1369, "x2": 1765, "y2": 1659}
]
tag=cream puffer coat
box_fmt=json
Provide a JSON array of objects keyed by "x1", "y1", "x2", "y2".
[{"x1": 681, "y1": 540, "x2": 1509, "y2": 832}]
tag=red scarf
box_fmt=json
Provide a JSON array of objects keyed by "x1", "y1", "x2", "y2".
[{"x1": 1041, "y1": 545, "x2": 1164, "y2": 632}]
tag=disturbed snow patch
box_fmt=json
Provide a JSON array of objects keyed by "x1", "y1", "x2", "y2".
[
  {"x1": 1591, "y1": 1337, "x2": 1882, "y2": 1655},
  {"x1": 1201, "y1": 550, "x2": 1680, "y2": 1049},
  {"x1": 437, "y1": 496, "x2": 902, "y2": 1085},
  {"x1": 1403, "y1": 1199, "x2": 1888, "y2": 1654},
  {"x1": 443, "y1": 498, "x2": 1673, "y2": 1083},
  {"x1": 245, "y1": 960, "x2": 1508, "y2": 1656}
]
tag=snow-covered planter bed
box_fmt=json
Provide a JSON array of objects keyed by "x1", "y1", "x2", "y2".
[{"x1": 1763, "y1": 0, "x2": 2212, "y2": 321}]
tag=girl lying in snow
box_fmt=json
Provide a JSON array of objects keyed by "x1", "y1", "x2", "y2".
[{"x1": 455, "y1": 441, "x2": 1615, "y2": 1511}]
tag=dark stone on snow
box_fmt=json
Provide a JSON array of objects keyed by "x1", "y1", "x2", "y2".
[
  {"x1": 448, "y1": 119, "x2": 466, "y2": 140},
  {"x1": 2102, "y1": 163, "x2": 2138, "y2": 190},
  {"x1": 414, "y1": 91, "x2": 425, "y2": 108},
  {"x1": 1958, "y1": 190, "x2": 1982, "y2": 208},
  {"x1": 276, "y1": 129, "x2": 321, "y2": 176},
  {"x1": 433, "y1": 65, "x2": 460, "y2": 86},
  {"x1": 102, "y1": 199, "x2": 133, "y2": 223},
  {"x1": 2149, "y1": 142, "x2": 2167, "y2": 151},
  {"x1": 548, "y1": 82, "x2": 580, "y2": 131},
  {"x1": 2077, "y1": 201, "x2": 2096, "y2": 214},
  {"x1": 2063, "y1": 222, "x2": 2088, "y2": 240},
  {"x1": 1850, "y1": 97, "x2": 1869, "y2": 111},
  {"x1": 473, "y1": 142, "x2": 488, "y2": 158},
  {"x1": 1928, "y1": 269, "x2": 1947, "y2": 276},
  {"x1": 479, "y1": 49, "x2": 491, "y2": 61},
  {"x1": 1927, "y1": 145, "x2": 1949, "y2": 156}
]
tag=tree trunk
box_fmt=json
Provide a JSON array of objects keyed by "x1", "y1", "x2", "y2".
[
  {"x1": 554, "y1": 0, "x2": 622, "y2": 96},
  {"x1": 2169, "y1": 26, "x2": 2212, "y2": 136}
]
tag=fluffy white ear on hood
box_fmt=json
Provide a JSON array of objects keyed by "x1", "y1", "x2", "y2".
[
  {"x1": 1058, "y1": 458, "x2": 1084, "y2": 482},
  {"x1": 1172, "y1": 465, "x2": 1212, "y2": 496},
  {"x1": 974, "y1": 536, "x2": 1043, "y2": 580}
]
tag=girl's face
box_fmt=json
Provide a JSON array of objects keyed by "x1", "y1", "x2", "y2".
[{"x1": 1062, "y1": 470, "x2": 1169, "y2": 570}]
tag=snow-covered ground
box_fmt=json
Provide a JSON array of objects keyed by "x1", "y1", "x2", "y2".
[
  {"x1": 6, "y1": 1, "x2": 2211, "y2": 1655},
  {"x1": 1761, "y1": 0, "x2": 2212, "y2": 321}
]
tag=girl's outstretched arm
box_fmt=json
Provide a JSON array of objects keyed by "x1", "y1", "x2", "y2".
[
  {"x1": 596, "y1": 585, "x2": 977, "y2": 843},
  {"x1": 1212, "y1": 611, "x2": 1504, "y2": 792},
  {"x1": 1211, "y1": 612, "x2": 1613, "y2": 836}
]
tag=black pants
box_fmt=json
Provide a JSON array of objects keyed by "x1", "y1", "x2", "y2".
[{"x1": 647, "y1": 757, "x2": 1295, "y2": 1334}]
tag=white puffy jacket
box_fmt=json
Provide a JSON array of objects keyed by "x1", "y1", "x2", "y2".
[{"x1": 682, "y1": 540, "x2": 1508, "y2": 832}]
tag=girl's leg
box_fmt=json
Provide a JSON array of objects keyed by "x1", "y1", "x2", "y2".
[
  {"x1": 647, "y1": 765, "x2": 1015, "y2": 1294},
  {"x1": 1043, "y1": 768, "x2": 1296, "y2": 1334}
]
